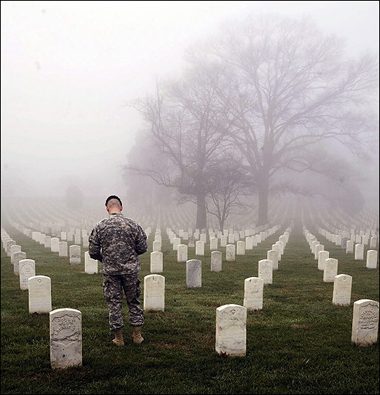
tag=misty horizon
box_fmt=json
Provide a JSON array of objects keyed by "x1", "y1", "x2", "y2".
[{"x1": 1, "y1": 1, "x2": 379, "y2": 213}]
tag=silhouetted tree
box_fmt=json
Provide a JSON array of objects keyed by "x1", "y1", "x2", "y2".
[
  {"x1": 187, "y1": 14, "x2": 378, "y2": 224},
  {"x1": 125, "y1": 64, "x2": 235, "y2": 230},
  {"x1": 205, "y1": 160, "x2": 253, "y2": 230}
]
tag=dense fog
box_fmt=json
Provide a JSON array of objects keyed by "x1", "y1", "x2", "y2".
[{"x1": 1, "y1": 1, "x2": 379, "y2": 220}]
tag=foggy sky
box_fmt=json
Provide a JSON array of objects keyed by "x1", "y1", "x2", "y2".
[{"x1": 1, "y1": 1, "x2": 379, "y2": 200}]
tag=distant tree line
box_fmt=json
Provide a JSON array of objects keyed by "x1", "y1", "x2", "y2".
[{"x1": 123, "y1": 13, "x2": 379, "y2": 230}]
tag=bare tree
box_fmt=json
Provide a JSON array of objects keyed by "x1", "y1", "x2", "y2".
[
  {"x1": 187, "y1": 14, "x2": 379, "y2": 224},
  {"x1": 125, "y1": 65, "x2": 234, "y2": 229},
  {"x1": 268, "y1": 140, "x2": 368, "y2": 211},
  {"x1": 205, "y1": 160, "x2": 254, "y2": 230}
]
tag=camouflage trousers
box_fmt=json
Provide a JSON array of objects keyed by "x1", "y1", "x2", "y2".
[{"x1": 102, "y1": 273, "x2": 144, "y2": 332}]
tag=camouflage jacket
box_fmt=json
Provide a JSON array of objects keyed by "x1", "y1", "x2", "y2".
[{"x1": 89, "y1": 213, "x2": 147, "y2": 275}]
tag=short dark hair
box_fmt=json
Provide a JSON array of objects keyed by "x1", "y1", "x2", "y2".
[{"x1": 105, "y1": 195, "x2": 122, "y2": 206}]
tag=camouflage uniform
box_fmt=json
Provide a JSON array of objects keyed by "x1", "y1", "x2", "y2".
[{"x1": 89, "y1": 213, "x2": 147, "y2": 332}]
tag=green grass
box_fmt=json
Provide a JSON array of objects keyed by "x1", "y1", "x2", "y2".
[{"x1": 1, "y1": 221, "x2": 379, "y2": 394}]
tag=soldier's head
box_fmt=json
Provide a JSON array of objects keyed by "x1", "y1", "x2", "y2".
[{"x1": 105, "y1": 195, "x2": 123, "y2": 214}]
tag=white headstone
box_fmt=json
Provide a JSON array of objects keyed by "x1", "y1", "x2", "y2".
[
  {"x1": 318, "y1": 250, "x2": 329, "y2": 271},
  {"x1": 210, "y1": 237, "x2": 218, "y2": 251},
  {"x1": 32, "y1": 232, "x2": 40, "y2": 242},
  {"x1": 6, "y1": 239, "x2": 16, "y2": 256},
  {"x1": 351, "y1": 299, "x2": 379, "y2": 347},
  {"x1": 279, "y1": 235, "x2": 287, "y2": 246},
  {"x1": 69, "y1": 245, "x2": 81, "y2": 264},
  {"x1": 314, "y1": 244, "x2": 324, "y2": 260},
  {"x1": 84, "y1": 251, "x2": 98, "y2": 274},
  {"x1": 354, "y1": 244, "x2": 364, "y2": 260},
  {"x1": 10, "y1": 245, "x2": 21, "y2": 262},
  {"x1": 244, "y1": 277, "x2": 264, "y2": 310},
  {"x1": 51, "y1": 237, "x2": 60, "y2": 253},
  {"x1": 366, "y1": 250, "x2": 378, "y2": 269},
  {"x1": 144, "y1": 274, "x2": 165, "y2": 311},
  {"x1": 215, "y1": 304, "x2": 247, "y2": 357},
  {"x1": 267, "y1": 250, "x2": 279, "y2": 270},
  {"x1": 332, "y1": 274, "x2": 352, "y2": 306},
  {"x1": 369, "y1": 236, "x2": 377, "y2": 249},
  {"x1": 153, "y1": 240, "x2": 161, "y2": 252},
  {"x1": 258, "y1": 259, "x2": 273, "y2": 285},
  {"x1": 186, "y1": 259, "x2": 202, "y2": 288},
  {"x1": 311, "y1": 240, "x2": 319, "y2": 254},
  {"x1": 177, "y1": 244, "x2": 188, "y2": 263},
  {"x1": 220, "y1": 236, "x2": 227, "y2": 247},
  {"x1": 226, "y1": 244, "x2": 235, "y2": 262},
  {"x1": 276, "y1": 241, "x2": 284, "y2": 255},
  {"x1": 245, "y1": 236, "x2": 253, "y2": 250},
  {"x1": 150, "y1": 251, "x2": 163, "y2": 273},
  {"x1": 211, "y1": 251, "x2": 222, "y2": 272},
  {"x1": 346, "y1": 240, "x2": 354, "y2": 253},
  {"x1": 13, "y1": 251, "x2": 26, "y2": 276},
  {"x1": 195, "y1": 240, "x2": 204, "y2": 256},
  {"x1": 271, "y1": 243, "x2": 282, "y2": 262},
  {"x1": 323, "y1": 258, "x2": 338, "y2": 282},
  {"x1": 19, "y1": 259, "x2": 36, "y2": 290},
  {"x1": 236, "y1": 241, "x2": 245, "y2": 255},
  {"x1": 28, "y1": 275, "x2": 52, "y2": 313},
  {"x1": 50, "y1": 308, "x2": 82, "y2": 369}
]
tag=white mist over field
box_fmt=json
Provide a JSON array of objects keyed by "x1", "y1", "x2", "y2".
[{"x1": 1, "y1": 1, "x2": 379, "y2": 209}]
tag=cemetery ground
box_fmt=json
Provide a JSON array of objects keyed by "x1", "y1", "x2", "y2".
[{"x1": 1, "y1": 222, "x2": 379, "y2": 394}]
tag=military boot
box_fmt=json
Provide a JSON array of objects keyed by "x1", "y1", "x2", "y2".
[
  {"x1": 132, "y1": 326, "x2": 144, "y2": 344},
  {"x1": 112, "y1": 329, "x2": 124, "y2": 346}
]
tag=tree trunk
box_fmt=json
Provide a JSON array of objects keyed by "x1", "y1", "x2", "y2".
[
  {"x1": 196, "y1": 193, "x2": 207, "y2": 230},
  {"x1": 258, "y1": 180, "x2": 269, "y2": 226}
]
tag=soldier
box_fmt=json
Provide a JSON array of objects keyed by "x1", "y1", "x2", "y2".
[{"x1": 89, "y1": 195, "x2": 148, "y2": 346}]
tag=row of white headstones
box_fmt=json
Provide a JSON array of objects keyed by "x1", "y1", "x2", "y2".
[
  {"x1": 1, "y1": 220, "x2": 291, "y2": 367},
  {"x1": 303, "y1": 225, "x2": 378, "y2": 347},
  {"x1": 2, "y1": 210, "x2": 379, "y2": 369},
  {"x1": 3, "y1": 190, "x2": 378, "y2": 245}
]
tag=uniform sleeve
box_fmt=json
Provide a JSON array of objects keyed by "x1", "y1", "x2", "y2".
[
  {"x1": 88, "y1": 227, "x2": 103, "y2": 262},
  {"x1": 135, "y1": 225, "x2": 148, "y2": 255}
]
